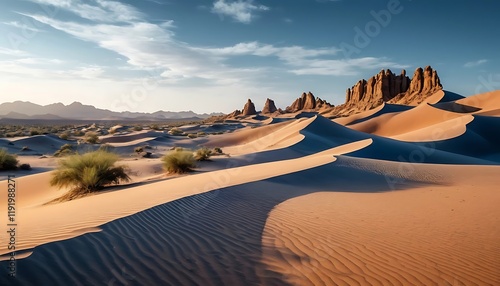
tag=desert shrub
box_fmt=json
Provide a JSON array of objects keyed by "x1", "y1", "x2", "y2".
[
  {"x1": 99, "y1": 144, "x2": 114, "y2": 152},
  {"x1": 59, "y1": 131, "x2": 70, "y2": 140},
  {"x1": 161, "y1": 151, "x2": 196, "y2": 174},
  {"x1": 187, "y1": 133, "x2": 197, "y2": 139},
  {"x1": 30, "y1": 129, "x2": 40, "y2": 136},
  {"x1": 54, "y1": 144, "x2": 75, "y2": 157},
  {"x1": 84, "y1": 131, "x2": 99, "y2": 144},
  {"x1": 168, "y1": 128, "x2": 184, "y2": 136},
  {"x1": 50, "y1": 150, "x2": 130, "y2": 200},
  {"x1": 134, "y1": 146, "x2": 144, "y2": 153},
  {"x1": 132, "y1": 126, "x2": 143, "y2": 131},
  {"x1": 195, "y1": 147, "x2": 212, "y2": 161},
  {"x1": 197, "y1": 132, "x2": 206, "y2": 137},
  {"x1": 213, "y1": 147, "x2": 223, "y2": 154},
  {"x1": 0, "y1": 149, "x2": 18, "y2": 170},
  {"x1": 73, "y1": 130, "x2": 85, "y2": 137},
  {"x1": 19, "y1": 163, "x2": 31, "y2": 170},
  {"x1": 21, "y1": 146, "x2": 30, "y2": 151},
  {"x1": 150, "y1": 124, "x2": 160, "y2": 130},
  {"x1": 6, "y1": 132, "x2": 22, "y2": 138}
]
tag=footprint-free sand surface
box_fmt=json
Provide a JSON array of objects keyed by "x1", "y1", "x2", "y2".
[{"x1": 0, "y1": 90, "x2": 499, "y2": 285}]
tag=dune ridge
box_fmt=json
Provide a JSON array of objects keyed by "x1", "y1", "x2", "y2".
[{"x1": 0, "y1": 89, "x2": 499, "y2": 285}]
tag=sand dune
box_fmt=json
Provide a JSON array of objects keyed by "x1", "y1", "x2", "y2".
[
  {"x1": 1, "y1": 90, "x2": 499, "y2": 285},
  {"x1": 0, "y1": 139, "x2": 372, "y2": 257},
  {"x1": 2, "y1": 155, "x2": 498, "y2": 285}
]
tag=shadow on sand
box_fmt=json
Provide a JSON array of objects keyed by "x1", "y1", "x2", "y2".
[{"x1": 0, "y1": 156, "x2": 432, "y2": 286}]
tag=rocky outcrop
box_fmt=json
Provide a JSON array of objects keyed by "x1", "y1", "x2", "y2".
[
  {"x1": 286, "y1": 92, "x2": 333, "y2": 113},
  {"x1": 262, "y1": 98, "x2": 278, "y2": 114},
  {"x1": 344, "y1": 66, "x2": 441, "y2": 110},
  {"x1": 227, "y1": 109, "x2": 241, "y2": 118},
  {"x1": 241, "y1": 99, "x2": 257, "y2": 116}
]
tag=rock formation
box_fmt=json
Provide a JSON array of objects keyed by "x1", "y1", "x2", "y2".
[
  {"x1": 241, "y1": 99, "x2": 257, "y2": 116},
  {"x1": 227, "y1": 109, "x2": 241, "y2": 118},
  {"x1": 262, "y1": 98, "x2": 278, "y2": 114},
  {"x1": 344, "y1": 66, "x2": 442, "y2": 111},
  {"x1": 286, "y1": 92, "x2": 333, "y2": 113}
]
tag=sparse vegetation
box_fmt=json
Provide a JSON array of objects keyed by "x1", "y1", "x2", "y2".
[
  {"x1": 29, "y1": 129, "x2": 41, "y2": 136},
  {"x1": 162, "y1": 150, "x2": 196, "y2": 174},
  {"x1": 54, "y1": 144, "x2": 75, "y2": 157},
  {"x1": 99, "y1": 144, "x2": 114, "y2": 152},
  {"x1": 133, "y1": 125, "x2": 143, "y2": 131},
  {"x1": 59, "y1": 131, "x2": 70, "y2": 140},
  {"x1": 0, "y1": 149, "x2": 19, "y2": 170},
  {"x1": 150, "y1": 124, "x2": 160, "y2": 130},
  {"x1": 19, "y1": 163, "x2": 31, "y2": 170},
  {"x1": 213, "y1": 147, "x2": 223, "y2": 154},
  {"x1": 195, "y1": 147, "x2": 212, "y2": 161},
  {"x1": 187, "y1": 133, "x2": 197, "y2": 139},
  {"x1": 168, "y1": 128, "x2": 184, "y2": 136},
  {"x1": 84, "y1": 131, "x2": 99, "y2": 144},
  {"x1": 50, "y1": 150, "x2": 130, "y2": 201},
  {"x1": 134, "y1": 146, "x2": 144, "y2": 154}
]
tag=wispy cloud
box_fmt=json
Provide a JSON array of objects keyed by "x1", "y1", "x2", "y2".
[
  {"x1": 198, "y1": 41, "x2": 405, "y2": 76},
  {"x1": 29, "y1": 0, "x2": 142, "y2": 22},
  {"x1": 0, "y1": 47, "x2": 30, "y2": 57},
  {"x1": 211, "y1": 0, "x2": 269, "y2": 24},
  {"x1": 464, "y1": 59, "x2": 488, "y2": 68},
  {"x1": 20, "y1": 0, "x2": 406, "y2": 89},
  {"x1": 70, "y1": 66, "x2": 105, "y2": 79},
  {"x1": 2, "y1": 21, "x2": 44, "y2": 33}
]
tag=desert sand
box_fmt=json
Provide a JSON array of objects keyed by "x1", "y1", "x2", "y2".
[{"x1": 0, "y1": 90, "x2": 499, "y2": 285}]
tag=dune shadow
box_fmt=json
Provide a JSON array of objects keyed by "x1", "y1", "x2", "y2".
[{"x1": 0, "y1": 157, "x2": 432, "y2": 286}]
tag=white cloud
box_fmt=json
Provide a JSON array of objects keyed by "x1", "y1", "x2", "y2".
[
  {"x1": 211, "y1": 0, "x2": 269, "y2": 24},
  {"x1": 198, "y1": 41, "x2": 405, "y2": 76},
  {"x1": 290, "y1": 57, "x2": 408, "y2": 76},
  {"x1": 70, "y1": 66, "x2": 104, "y2": 79},
  {"x1": 29, "y1": 0, "x2": 142, "y2": 22},
  {"x1": 0, "y1": 47, "x2": 30, "y2": 57},
  {"x1": 464, "y1": 59, "x2": 488, "y2": 68},
  {"x1": 2, "y1": 21, "x2": 43, "y2": 33}
]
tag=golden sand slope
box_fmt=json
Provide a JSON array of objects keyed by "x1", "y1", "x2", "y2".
[
  {"x1": 348, "y1": 102, "x2": 474, "y2": 142},
  {"x1": 261, "y1": 157, "x2": 500, "y2": 286},
  {"x1": 0, "y1": 139, "x2": 372, "y2": 256}
]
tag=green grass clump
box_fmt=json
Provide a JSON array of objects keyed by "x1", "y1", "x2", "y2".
[
  {"x1": 59, "y1": 131, "x2": 70, "y2": 140},
  {"x1": 50, "y1": 150, "x2": 130, "y2": 200},
  {"x1": 54, "y1": 144, "x2": 75, "y2": 157},
  {"x1": 84, "y1": 131, "x2": 99, "y2": 144},
  {"x1": 0, "y1": 149, "x2": 18, "y2": 170},
  {"x1": 168, "y1": 128, "x2": 184, "y2": 136},
  {"x1": 161, "y1": 150, "x2": 196, "y2": 174},
  {"x1": 194, "y1": 147, "x2": 212, "y2": 161}
]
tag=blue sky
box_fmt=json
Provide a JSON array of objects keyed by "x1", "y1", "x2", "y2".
[{"x1": 0, "y1": 0, "x2": 499, "y2": 113}]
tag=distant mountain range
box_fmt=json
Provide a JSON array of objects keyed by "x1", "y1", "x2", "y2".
[{"x1": 0, "y1": 101, "x2": 223, "y2": 121}]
